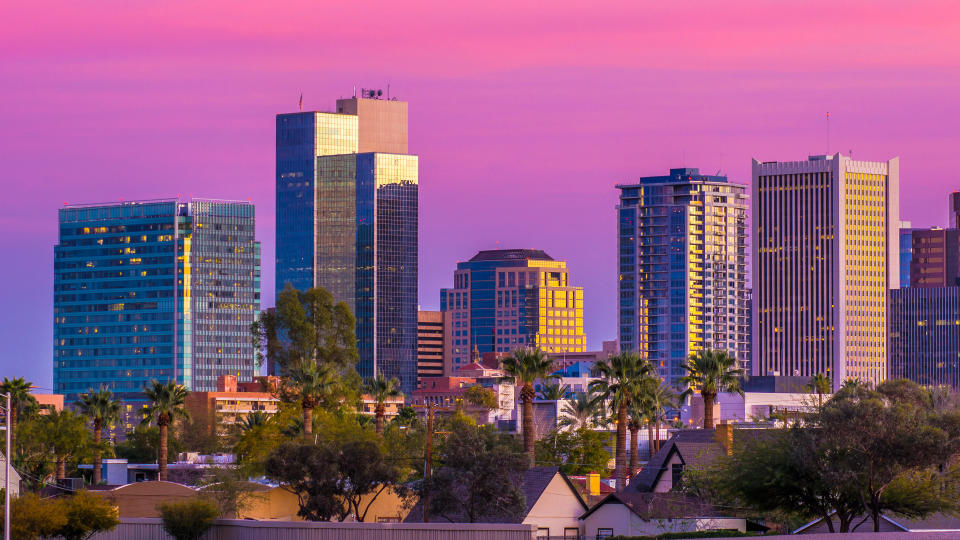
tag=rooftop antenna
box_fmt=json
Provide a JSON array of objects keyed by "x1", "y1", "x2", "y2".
[
  {"x1": 353, "y1": 85, "x2": 357, "y2": 98},
  {"x1": 387, "y1": 83, "x2": 390, "y2": 100},
  {"x1": 826, "y1": 111, "x2": 830, "y2": 154}
]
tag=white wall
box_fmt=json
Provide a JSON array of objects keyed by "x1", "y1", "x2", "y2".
[
  {"x1": 583, "y1": 503, "x2": 746, "y2": 537},
  {"x1": 522, "y1": 474, "x2": 584, "y2": 537}
]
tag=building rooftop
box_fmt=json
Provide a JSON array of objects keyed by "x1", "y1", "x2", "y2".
[
  {"x1": 469, "y1": 249, "x2": 554, "y2": 262},
  {"x1": 618, "y1": 167, "x2": 730, "y2": 188}
]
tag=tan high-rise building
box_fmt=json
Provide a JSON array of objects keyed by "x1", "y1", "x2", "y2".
[
  {"x1": 417, "y1": 310, "x2": 446, "y2": 385},
  {"x1": 337, "y1": 93, "x2": 408, "y2": 154},
  {"x1": 752, "y1": 154, "x2": 899, "y2": 389}
]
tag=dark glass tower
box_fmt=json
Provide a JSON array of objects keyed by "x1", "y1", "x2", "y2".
[
  {"x1": 54, "y1": 199, "x2": 260, "y2": 428},
  {"x1": 275, "y1": 93, "x2": 418, "y2": 394}
]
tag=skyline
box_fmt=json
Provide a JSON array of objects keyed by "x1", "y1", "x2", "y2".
[{"x1": 5, "y1": 1, "x2": 960, "y2": 390}]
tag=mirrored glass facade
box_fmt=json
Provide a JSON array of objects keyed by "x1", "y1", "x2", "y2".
[{"x1": 54, "y1": 200, "x2": 260, "y2": 425}]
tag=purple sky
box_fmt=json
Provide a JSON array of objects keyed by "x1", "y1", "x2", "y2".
[{"x1": 3, "y1": 1, "x2": 960, "y2": 390}]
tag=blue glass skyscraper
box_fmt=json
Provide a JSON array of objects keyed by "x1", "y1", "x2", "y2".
[
  {"x1": 54, "y1": 199, "x2": 260, "y2": 428},
  {"x1": 276, "y1": 92, "x2": 418, "y2": 394}
]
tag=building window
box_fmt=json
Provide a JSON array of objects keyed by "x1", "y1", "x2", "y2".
[
  {"x1": 537, "y1": 528, "x2": 549, "y2": 539},
  {"x1": 597, "y1": 528, "x2": 614, "y2": 539},
  {"x1": 672, "y1": 463, "x2": 684, "y2": 488},
  {"x1": 564, "y1": 527, "x2": 580, "y2": 539}
]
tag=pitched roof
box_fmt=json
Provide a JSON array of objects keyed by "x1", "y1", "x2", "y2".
[
  {"x1": 580, "y1": 491, "x2": 727, "y2": 521},
  {"x1": 629, "y1": 429, "x2": 724, "y2": 492},
  {"x1": 794, "y1": 512, "x2": 960, "y2": 534},
  {"x1": 404, "y1": 466, "x2": 585, "y2": 523}
]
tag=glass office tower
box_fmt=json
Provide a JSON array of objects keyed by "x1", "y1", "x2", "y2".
[
  {"x1": 617, "y1": 168, "x2": 750, "y2": 388},
  {"x1": 54, "y1": 199, "x2": 260, "y2": 427},
  {"x1": 276, "y1": 93, "x2": 418, "y2": 394},
  {"x1": 440, "y1": 249, "x2": 586, "y2": 374}
]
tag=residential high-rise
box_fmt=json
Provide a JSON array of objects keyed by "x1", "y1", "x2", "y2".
[
  {"x1": 752, "y1": 154, "x2": 899, "y2": 389},
  {"x1": 440, "y1": 249, "x2": 586, "y2": 374},
  {"x1": 275, "y1": 91, "x2": 418, "y2": 394},
  {"x1": 910, "y1": 228, "x2": 960, "y2": 287},
  {"x1": 54, "y1": 199, "x2": 260, "y2": 428},
  {"x1": 417, "y1": 310, "x2": 445, "y2": 386},
  {"x1": 617, "y1": 168, "x2": 750, "y2": 387}
]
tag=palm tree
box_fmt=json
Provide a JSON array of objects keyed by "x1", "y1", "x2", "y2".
[
  {"x1": 589, "y1": 351, "x2": 652, "y2": 490},
  {"x1": 558, "y1": 392, "x2": 602, "y2": 431},
  {"x1": 806, "y1": 373, "x2": 832, "y2": 408},
  {"x1": 502, "y1": 347, "x2": 555, "y2": 467},
  {"x1": 287, "y1": 361, "x2": 338, "y2": 435},
  {"x1": 0, "y1": 377, "x2": 37, "y2": 445},
  {"x1": 626, "y1": 399, "x2": 644, "y2": 476},
  {"x1": 364, "y1": 374, "x2": 402, "y2": 436},
  {"x1": 638, "y1": 378, "x2": 677, "y2": 457},
  {"x1": 77, "y1": 387, "x2": 121, "y2": 484},
  {"x1": 142, "y1": 380, "x2": 190, "y2": 481},
  {"x1": 536, "y1": 382, "x2": 571, "y2": 401},
  {"x1": 680, "y1": 349, "x2": 743, "y2": 429},
  {"x1": 239, "y1": 410, "x2": 269, "y2": 432}
]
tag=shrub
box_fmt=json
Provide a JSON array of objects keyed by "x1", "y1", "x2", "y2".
[
  {"x1": 2, "y1": 493, "x2": 66, "y2": 540},
  {"x1": 159, "y1": 498, "x2": 220, "y2": 540},
  {"x1": 56, "y1": 490, "x2": 120, "y2": 540}
]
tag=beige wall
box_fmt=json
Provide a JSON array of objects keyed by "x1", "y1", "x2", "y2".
[
  {"x1": 583, "y1": 503, "x2": 745, "y2": 537},
  {"x1": 98, "y1": 481, "x2": 197, "y2": 517},
  {"x1": 522, "y1": 474, "x2": 584, "y2": 537}
]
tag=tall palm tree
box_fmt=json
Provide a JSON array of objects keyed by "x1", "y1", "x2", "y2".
[
  {"x1": 558, "y1": 392, "x2": 602, "y2": 431},
  {"x1": 77, "y1": 387, "x2": 121, "y2": 485},
  {"x1": 239, "y1": 410, "x2": 269, "y2": 432},
  {"x1": 287, "y1": 361, "x2": 338, "y2": 435},
  {"x1": 638, "y1": 378, "x2": 677, "y2": 456},
  {"x1": 589, "y1": 351, "x2": 652, "y2": 490},
  {"x1": 536, "y1": 382, "x2": 571, "y2": 401},
  {"x1": 806, "y1": 373, "x2": 832, "y2": 408},
  {"x1": 0, "y1": 376, "x2": 37, "y2": 446},
  {"x1": 502, "y1": 347, "x2": 555, "y2": 467},
  {"x1": 142, "y1": 380, "x2": 190, "y2": 481},
  {"x1": 626, "y1": 399, "x2": 644, "y2": 476},
  {"x1": 364, "y1": 374, "x2": 402, "y2": 436},
  {"x1": 680, "y1": 349, "x2": 743, "y2": 429}
]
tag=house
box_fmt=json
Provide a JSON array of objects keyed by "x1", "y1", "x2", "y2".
[
  {"x1": 580, "y1": 491, "x2": 746, "y2": 538},
  {"x1": 629, "y1": 424, "x2": 748, "y2": 492},
  {"x1": 794, "y1": 512, "x2": 960, "y2": 534},
  {"x1": 0, "y1": 452, "x2": 21, "y2": 496},
  {"x1": 404, "y1": 466, "x2": 588, "y2": 537}
]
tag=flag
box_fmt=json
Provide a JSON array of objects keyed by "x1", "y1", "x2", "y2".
[{"x1": 299, "y1": 93, "x2": 303, "y2": 111}]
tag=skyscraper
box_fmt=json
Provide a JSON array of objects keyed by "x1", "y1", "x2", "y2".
[
  {"x1": 275, "y1": 91, "x2": 418, "y2": 393},
  {"x1": 617, "y1": 168, "x2": 750, "y2": 388},
  {"x1": 54, "y1": 199, "x2": 260, "y2": 427},
  {"x1": 909, "y1": 228, "x2": 960, "y2": 287},
  {"x1": 889, "y1": 287, "x2": 960, "y2": 389},
  {"x1": 440, "y1": 249, "x2": 586, "y2": 374},
  {"x1": 752, "y1": 154, "x2": 899, "y2": 389},
  {"x1": 417, "y1": 310, "x2": 445, "y2": 386}
]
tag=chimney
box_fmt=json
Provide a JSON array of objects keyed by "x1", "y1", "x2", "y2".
[
  {"x1": 715, "y1": 421, "x2": 733, "y2": 455},
  {"x1": 587, "y1": 472, "x2": 600, "y2": 496}
]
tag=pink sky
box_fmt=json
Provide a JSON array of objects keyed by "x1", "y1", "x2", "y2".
[{"x1": 3, "y1": 0, "x2": 960, "y2": 389}]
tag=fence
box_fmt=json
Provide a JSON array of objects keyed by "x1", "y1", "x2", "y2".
[{"x1": 84, "y1": 518, "x2": 537, "y2": 540}]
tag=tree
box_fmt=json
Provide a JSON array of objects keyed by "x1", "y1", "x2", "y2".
[
  {"x1": 680, "y1": 349, "x2": 743, "y2": 429},
  {"x1": 238, "y1": 410, "x2": 269, "y2": 432},
  {"x1": 638, "y1": 377, "x2": 677, "y2": 457},
  {"x1": 463, "y1": 385, "x2": 498, "y2": 419},
  {"x1": 558, "y1": 392, "x2": 602, "y2": 431},
  {"x1": 501, "y1": 347, "x2": 555, "y2": 466},
  {"x1": 196, "y1": 467, "x2": 264, "y2": 518},
  {"x1": 252, "y1": 285, "x2": 358, "y2": 373},
  {"x1": 286, "y1": 361, "x2": 339, "y2": 435},
  {"x1": 806, "y1": 373, "x2": 832, "y2": 408},
  {"x1": 0, "y1": 376, "x2": 37, "y2": 447},
  {"x1": 2, "y1": 493, "x2": 66, "y2": 540},
  {"x1": 536, "y1": 382, "x2": 570, "y2": 400},
  {"x1": 32, "y1": 409, "x2": 89, "y2": 480},
  {"x1": 76, "y1": 387, "x2": 121, "y2": 485},
  {"x1": 115, "y1": 424, "x2": 183, "y2": 465},
  {"x1": 55, "y1": 490, "x2": 120, "y2": 540},
  {"x1": 589, "y1": 351, "x2": 652, "y2": 489},
  {"x1": 626, "y1": 398, "x2": 643, "y2": 475},
  {"x1": 421, "y1": 421, "x2": 528, "y2": 523},
  {"x1": 264, "y1": 439, "x2": 400, "y2": 521},
  {"x1": 142, "y1": 380, "x2": 190, "y2": 481},
  {"x1": 535, "y1": 428, "x2": 611, "y2": 475},
  {"x1": 364, "y1": 374, "x2": 403, "y2": 436},
  {"x1": 159, "y1": 498, "x2": 220, "y2": 540}
]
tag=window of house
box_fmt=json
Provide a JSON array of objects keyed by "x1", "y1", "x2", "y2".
[
  {"x1": 563, "y1": 527, "x2": 580, "y2": 539},
  {"x1": 537, "y1": 528, "x2": 549, "y2": 539},
  {"x1": 672, "y1": 463, "x2": 684, "y2": 488},
  {"x1": 597, "y1": 528, "x2": 614, "y2": 539}
]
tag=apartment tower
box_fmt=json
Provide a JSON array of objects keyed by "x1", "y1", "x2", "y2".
[{"x1": 752, "y1": 154, "x2": 899, "y2": 389}]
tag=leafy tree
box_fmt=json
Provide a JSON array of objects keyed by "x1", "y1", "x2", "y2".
[
  {"x1": 159, "y1": 498, "x2": 220, "y2": 540},
  {"x1": 0, "y1": 376, "x2": 38, "y2": 446},
  {"x1": 55, "y1": 490, "x2": 120, "y2": 540},
  {"x1": 806, "y1": 373, "x2": 832, "y2": 408},
  {"x1": 285, "y1": 361, "x2": 339, "y2": 435},
  {"x1": 196, "y1": 467, "x2": 264, "y2": 518},
  {"x1": 422, "y1": 421, "x2": 528, "y2": 523},
  {"x1": 33, "y1": 409, "x2": 89, "y2": 480},
  {"x1": 251, "y1": 285, "x2": 358, "y2": 373},
  {"x1": 558, "y1": 392, "x2": 603, "y2": 431},
  {"x1": 535, "y1": 428, "x2": 611, "y2": 475},
  {"x1": 463, "y1": 385, "x2": 498, "y2": 418},
  {"x1": 76, "y1": 387, "x2": 122, "y2": 484},
  {"x1": 680, "y1": 349, "x2": 743, "y2": 429},
  {"x1": 391, "y1": 405, "x2": 420, "y2": 428},
  {"x1": 364, "y1": 374, "x2": 403, "y2": 436},
  {"x1": 501, "y1": 347, "x2": 555, "y2": 466},
  {"x1": 142, "y1": 380, "x2": 190, "y2": 481},
  {"x1": 115, "y1": 424, "x2": 183, "y2": 465},
  {"x1": 590, "y1": 351, "x2": 652, "y2": 489},
  {"x1": 338, "y1": 440, "x2": 402, "y2": 521},
  {"x1": 536, "y1": 382, "x2": 571, "y2": 400},
  {"x1": 2, "y1": 493, "x2": 66, "y2": 539}
]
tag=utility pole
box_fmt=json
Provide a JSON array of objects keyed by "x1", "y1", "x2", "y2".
[
  {"x1": 423, "y1": 402, "x2": 433, "y2": 523},
  {"x1": 5, "y1": 392, "x2": 11, "y2": 540}
]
